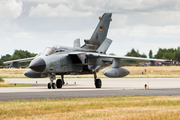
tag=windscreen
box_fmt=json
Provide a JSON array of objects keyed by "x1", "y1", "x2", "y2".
[{"x1": 41, "y1": 48, "x2": 54, "y2": 55}]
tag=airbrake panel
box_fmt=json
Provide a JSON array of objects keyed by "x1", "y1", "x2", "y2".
[{"x1": 69, "y1": 53, "x2": 87, "y2": 64}]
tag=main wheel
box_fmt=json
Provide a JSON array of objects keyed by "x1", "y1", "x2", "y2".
[
  {"x1": 52, "y1": 83, "x2": 56, "y2": 89},
  {"x1": 56, "y1": 79, "x2": 63, "y2": 88},
  {"x1": 48, "y1": 83, "x2": 51, "y2": 89},
  {"x1": 95, "y1": 79, "x2": 102, "y2": 88}
]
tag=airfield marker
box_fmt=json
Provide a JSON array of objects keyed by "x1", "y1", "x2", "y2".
[
  {"x1": 145, "y1": 84, "x2": 147, "y2": 90},
  {"x1": 151, "y1": 69, "x2": 153, "y2": 74}
]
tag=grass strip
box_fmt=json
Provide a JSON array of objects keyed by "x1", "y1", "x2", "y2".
[{"x1": 0, "y1": 96, "x2": 180, "y2": 119}]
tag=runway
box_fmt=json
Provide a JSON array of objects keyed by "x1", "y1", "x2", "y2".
[{"x1": 1, "y1": 78, "x2": 180, "y2": 101}]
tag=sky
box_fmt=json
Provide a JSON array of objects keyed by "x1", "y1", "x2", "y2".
[{"x1": 1, "y1": 0, "x2": 180, "y2": 58}]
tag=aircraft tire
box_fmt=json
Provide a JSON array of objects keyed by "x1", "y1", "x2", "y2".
[
  {"x1": 48, "y1": 83, "x2": 51, "y2": 89},
  {"x1": 56, "y1": 79, "x2": 62, "y2": 88},
  {"x1": 95, "y1": 79, "x2": 102, "y2": 88},
  {"x1": 52, "y1": 83, "x2": 56, "y2": 89}
]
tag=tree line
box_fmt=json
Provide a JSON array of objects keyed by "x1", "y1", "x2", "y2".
[
  {"x1": 125, "y1": 47, "x2": 180, "y2": 60},
  {"x1": 0, "y1": 50, "x2": 37, "y2": 67}
]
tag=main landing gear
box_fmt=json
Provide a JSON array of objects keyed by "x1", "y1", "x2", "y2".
[
  {"x1": 48, "y1": 75, "x2": 65, "y2": 89},
  {"x1": 56, "y1": 75, "x2": 65, "y2": 89},
  {"x1": 47, "y1": 73, "x2": 102, "y2": 89},
  {"x1": 94, "y1": 72, "x2": 102, "y2": 88}
]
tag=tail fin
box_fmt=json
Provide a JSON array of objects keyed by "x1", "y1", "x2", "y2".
[
  {"x1": 73, "y1": 38, "x2": 80, "y2": 47},
  {"x1": 96, "y1": 38, "x2": 112, "y2": 54},
  {"x1": 82, "y1": 13, "x2": 112, "y2": 49}
]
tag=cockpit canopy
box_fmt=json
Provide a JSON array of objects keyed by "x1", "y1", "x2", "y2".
[
  {"x1": 41, "y1": 46, "x2": 68, "y2": 56},
  {"x1": 41, "y1": 47, "x2": 54, "y2": 56}
]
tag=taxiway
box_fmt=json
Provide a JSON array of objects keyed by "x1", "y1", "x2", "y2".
[{"x1": 0, "y1": 78, "x2": 180, "y2": 101}]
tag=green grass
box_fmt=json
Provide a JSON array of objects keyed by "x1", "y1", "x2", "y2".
[
  {"x1": 0, "y1": 77, "x2": 4, "y2": 82},
  {"x1": 0, "y1": 96, "x2": 180, "y2": 119},
  {"x1": 0, "y1": 84, "x2": 32, "y2": 87}
]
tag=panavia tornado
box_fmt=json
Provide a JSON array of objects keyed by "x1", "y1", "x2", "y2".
[{"x1": 3, "y1": 13, "x2": 170, "y2": 89}]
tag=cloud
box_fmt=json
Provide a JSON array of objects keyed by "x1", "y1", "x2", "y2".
[
  {"x1": 106, "y1": 0, "x2": 180, "y2": 11},
  {"x1": 0, "y1": 0, "x2": 22, "y2": 20},
  {"x1": 20, "y1": 0, "x2": 69, "y2": 4},
  {"x1": 13, "y1": 32, "x2": 33, "y2": 39},
  {"x1": 2, "y1": 0, "x2": 180, "y2": 57},
  {"x1": 25, "y1": 0, "x2": 180, "y2": 12},
  {"x1": 29, "y1": 3, "x2": 93, "y2": 18}
]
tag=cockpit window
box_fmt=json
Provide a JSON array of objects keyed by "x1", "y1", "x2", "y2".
[
  {"x1": 41, "y1": 48, "x2": 54, "y2": 55},
  {"x1": 57, "y1": 49, "x2": 66, "y2": 52}
]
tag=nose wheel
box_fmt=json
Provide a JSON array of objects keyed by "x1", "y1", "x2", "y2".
[
  {"x1": 48, "y1": 83, "x2": 51, "y2": 89},
  {"x1": 47, "y1": 82, "x2": 56, "y2": 89},
  {"x1": 47, "y1": 75, "x2": 65, "y2": 89}
]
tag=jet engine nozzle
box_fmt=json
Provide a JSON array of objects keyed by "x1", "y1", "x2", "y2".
[
  {"x1": 103, "y1": 68, "x2": 130, "y2": 78},
  {"x1": 29, "y1": 57, "x2": 46, "y2": 73}
]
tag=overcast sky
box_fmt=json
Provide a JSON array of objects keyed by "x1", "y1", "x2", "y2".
[{"x1": 1, "y1": 0, "x2": 180, "y2": 58}]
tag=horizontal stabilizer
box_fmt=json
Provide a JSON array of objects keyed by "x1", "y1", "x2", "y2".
[{"x1": 96, "y1": 38, "x2": 112, "y2": 53}]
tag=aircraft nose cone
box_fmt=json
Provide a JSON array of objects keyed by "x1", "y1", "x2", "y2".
[{"x1": 29, "y1": 57, "x2": 46, "y2": 72}]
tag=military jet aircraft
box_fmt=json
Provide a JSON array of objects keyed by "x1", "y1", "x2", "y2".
[{"x1": 3, "y1": 13, "x2": 170, "y2": 89}]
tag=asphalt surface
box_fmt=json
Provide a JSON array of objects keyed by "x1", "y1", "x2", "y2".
[{"x1": 1, "y1": 78, "x2": 180, "y2": 101}]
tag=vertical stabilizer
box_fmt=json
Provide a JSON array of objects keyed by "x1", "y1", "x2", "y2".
[
  {"x1": 83, "y1": 13, "x2": 112, "y2": 49},
  {"x1": 96, "y1": 38, "x2": 112, "y2": 54}
]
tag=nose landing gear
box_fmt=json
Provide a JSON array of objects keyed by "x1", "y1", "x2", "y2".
[
  {"x1": 47, "y1": 74, "x2": 65, "y2": 89},
  {"x1": 47, "y1": 74, "x2": 56, "y2": 89}
]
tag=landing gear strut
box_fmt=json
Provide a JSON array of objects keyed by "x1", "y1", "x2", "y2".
[
  {"x1": 47, "y1": 74, "x2": 56, "y2": 89},
  {"x1": 61, "y1": 75, "x2": 65, "y2": 85},
  {"x1": 94, "y1": 72, "x2": 102, "y2": 88}
]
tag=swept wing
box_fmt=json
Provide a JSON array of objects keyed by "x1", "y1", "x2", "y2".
[
  {"x1": 86, "y1": 53, "x2": 170, "y2": 62},
  {"x1": 3, "y1": 57, "x2": 34, "y2": 64}
]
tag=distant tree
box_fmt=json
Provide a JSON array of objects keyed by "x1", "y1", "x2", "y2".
[
  {"x1": 0, "y1": 59, "x2": 3, "y2": 66},
  {"x1": 109, "y1": 53, "x2": 115, "y2": 55},
  {"x1": 0, "y1": 50, "x2": 37, "y2": 67},
  {"x1": 125, "y1": 48, "x2": 147, "y2": 63},
  {"x1": 149, "y1": 50, "x2": 153, "y2": 58},
  {"x1": 141, "y1": 53, "x2": 147, "y2": 58},
  {"x1": 154, "y1": 47, "x2": 179, "y2": 60},
  {"x1": 131, "y1": 48, "x2": 136, "y2": 56},
  {"x1": 11, "y1": 49, "x2": 36, "y2": 60},
  {"x1": 126, "y1": 48, "x2": 147, "y2": 58}
]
